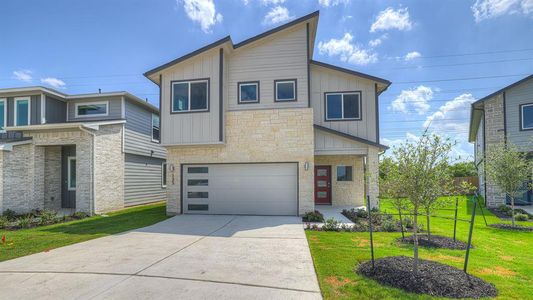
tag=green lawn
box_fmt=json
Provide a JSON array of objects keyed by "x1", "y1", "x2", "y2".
[
  {"x1": 307, "y1": 197, "x2": 533, "y2": 299},
  {"x1": 0, "y1": 203, "x2": 169, "y2": 262}
]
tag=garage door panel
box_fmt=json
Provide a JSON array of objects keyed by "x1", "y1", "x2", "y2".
[{"x1": 183, "y1": 163, "x2": 298, "y2": 216}]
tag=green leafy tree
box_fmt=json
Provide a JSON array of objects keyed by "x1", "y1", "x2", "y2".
[
  {"x1": 393, "y1": 133, "x2": 454, "y2": 272},
  {"x1": 448, "y1": 161, "x2": 477, "y2": 177},
  {"x1": 485, "y1": 141, "x2": 531, "y2": 227}
]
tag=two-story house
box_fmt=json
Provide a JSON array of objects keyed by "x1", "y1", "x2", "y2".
[
  {"x1": 144, "y1": 11, "x2": 390, "y2": 216},
  {"x1": 0, "y1": 86, "x2": 166, "y2": 215},
  {"x1": 469, "y1": 74, "x2": 533, "y2": 207}
]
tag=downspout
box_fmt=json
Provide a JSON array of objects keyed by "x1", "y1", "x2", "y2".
[{"x1": 79, "y1": 125, "x2": 96, "y2": 215}]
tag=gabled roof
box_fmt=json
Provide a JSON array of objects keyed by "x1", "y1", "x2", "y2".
[
  {"x1": 314, "y1": 124, "x2": 389, "y2": 150},
  {"x1": 468, "y1": 74, "x2": 533, "y2": 142},
  {"x1": 143, "y1": 11, "x2": 320, "y2": 84}
]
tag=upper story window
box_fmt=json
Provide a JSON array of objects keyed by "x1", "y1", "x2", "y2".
[
  {"x1": 172, "y1": 79, "x2": 209, "y2": 113},
  {"x1": 521, "y1": 103, "x2": 533, "y2": 130},
  {"x1": 275, "y1": 79, "x2": 297, "y2": 102},
  {"x1": 238, "y1": 81, "x2": 260, "y2": 104},
  {"x1": 0, "y1": 98, "x2": 6, "y2": 132},
  {"x1": 325, "y1": 91, "x2": 361, "y2": 121},
  {"x1": 75, "y1": 101, "x2": 108, "y2": 117},
  {"x1": 14, "y1": 97, "x2": 30, "y2": 126},
  {"x1": 152, "y1": 113, "x2": 160, "y2": 142}
]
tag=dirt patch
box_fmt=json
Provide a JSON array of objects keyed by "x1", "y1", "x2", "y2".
[
  {"x1": 489, "y1": 224, "x2": 533, "y2": 231},
  {"x1": 478, "y1": 266, "x2": 517, "y2": 278},
  {"x1": 325, "y1": 276, "x2": 354, "y2": 288},
  {"x1": 399, "y1": 235, "x2": 470, "y2": 250},
  {"x1": 425, "y1": 253, "x2": 463, "y2": 263},
  {"x1": 357, "y1": 256, "x2": 498, "y2": 299},
  {"x1": 500, "y1": 255, "x2": 514, "y2": 261}
]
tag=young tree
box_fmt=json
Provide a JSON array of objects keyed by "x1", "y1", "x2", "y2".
[
  {"x1": 393, "y1": 133, "x2": 454, "y2": 272},
  {"x1": 379, "y1": 159, "x2": 410, "y2": 238},
  {"x1": 485, "y1": 141, "x2": 531, "y2": 227}
]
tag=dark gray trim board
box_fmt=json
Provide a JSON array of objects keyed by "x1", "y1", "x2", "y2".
[
  {"x1": 306, "y1": 22, "x2": 311, "y2": 108},
  {"x1": 274, "y1": 79, "x2": 298, "y2": 102},
  {"x1": 314, "y1": 124, "x2": 389, "y2": 149},
  {"x1": 159, "y1": 74, "x2": 162, "y2": 144},
  {"x1": 169, "y1": 78, "x2": 211, "y2": 114},
  {"x1": 310, "y1": 60, "x2": 391, "y2": 86},
  {"x1": 323, "y1": 91, "x2": 362, "y2": 122},
  {"x1": 375, "y1": 83, "x2": 380, "y2": 143},
  {"x1": 237, "y1": 81, "x2": 260, "y2": 104},
  {"x1": 219, "y1": 48, "x2": 224, "y2": 142}
]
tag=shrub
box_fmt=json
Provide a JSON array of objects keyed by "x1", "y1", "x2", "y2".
[
  {"x1": 322, "y1": 218, "x2": 340, "y2": 231},
  {"x1": 16, "y1": 215, "x2": 34, "y2": 228},
  {"x1": 302, "y1": 210, "x2": 324, "y2": 222},
  {"x1": 514, "y1": 208, "x2": 532, "y2": 219},
  {"x1": 497, "y1": 204, "x2": 512, "y2": 213},
  {"x1": 72, "y1": 212, "x2": 89, "y2": 219},
  {"x1": 342, "y1": 208, "x2": 368, "y2": 222},
  {"x1": 2, "y1": 209, "x2": 17, "y2": 220},
  {"x1": 39, "y1": 210, "x2": 58, "y2": 225},
  {"x1": 402, "y1": 216, "x2": 414, "y2": 229},
  {"x1": 381, "y1": 219, "x2": 397, "y2": 232},
  {"x1": 515, "y1": 213, "x2": 529, "y2": 222},
  {"x1": 0, "y1": 216, "x2": 9, "y2": 229}
]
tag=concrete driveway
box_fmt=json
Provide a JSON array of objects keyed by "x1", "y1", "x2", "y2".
[{"x1": 0, "y1": 215, "x2": 321, "y2": 299}]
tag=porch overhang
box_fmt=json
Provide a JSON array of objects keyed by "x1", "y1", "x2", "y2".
[{"x1": 5, "y1": 120, "x2": 126, "y2": 132}]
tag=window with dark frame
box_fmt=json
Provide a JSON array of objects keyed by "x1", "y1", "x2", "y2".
[
  {"x1": 238, "y1": 82, "x2": 259, "y2": 103},
  {"x1": 172, "y1": 79, "x2": 209, "y2": 112},
  {"x1": 337, "y1": 166, "x2": 353, "y2": 181},
  {"x1": 152, "y1": 114, "x2": 160, "y2": 142},
  {"x1": 521, "y1": 104, "x2": 533, "y2": 130},
  {"x1": 275, "y1": 80, "x2": 296, "y2": 101},
  {"x1": 325, "y1": 92, "x2": 361, "y2": 121},
  {"x1": 76, "y1": 102, "x2": 108, "y2": 117}
]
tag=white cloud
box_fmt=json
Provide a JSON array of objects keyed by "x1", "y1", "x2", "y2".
[
  {"x1": 368, "y1": 34, "x2": 388, "y2": 47},
  {"x1": 318, "y1": 0, "x2": 350, "y2": 7},
  {"x1": 12, "y1": 70, "x2": 33, "y2": 82},
  {"x1": 423, "y1": 93, "x2": 476, "y2": 132},
  {"x1": 390, "y1": 85, "x2": 433, "y2": 115},
  {"x1": 263, "y1": 6, "x2": 293, "y2": 25},
  {"x1": 472, "y1": 0, "x2": 533, "y2": 22},
  {"x1": 40, "y1": 77, "x2": 66, "y2": 89},
  {"x1": 261, "y1": 0, "x2": 286, "y2": 5},
  {"x1": 381, "y1": 132, "x2": 420, "y2": 150},
  {"x1": 370, "y1": 7, "x2": 412, "y2": 32},
  {"x1": 404, "y1": 51, "x2": 421, "y2": 61},
  {"x1": 318, "y1": 33, "x2": 378, "y2": 65},
  {"x1": 181, "y1": 0, "x2": 223, "y2": 33}
]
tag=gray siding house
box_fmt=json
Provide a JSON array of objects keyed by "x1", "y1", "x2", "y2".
[
  {"x1": 144, "y1": 11, "x2": 390, "y2": 216},
  {"x1": 469, "y1": 75, "x2": 533, "y2": 207},
  {"x1": 0, "y1": 87, "x2": 166, "y2": 215}
]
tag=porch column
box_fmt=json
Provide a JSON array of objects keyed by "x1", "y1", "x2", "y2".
[
  {"x1": 363, "y1": 147, "x2": 380, "y2": 209},
  {"x1": 32, "y1": 145, "x2": 45, "y2": 211}
]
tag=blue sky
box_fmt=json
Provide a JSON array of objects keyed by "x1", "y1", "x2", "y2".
[{"x1": 1, "y1": 0, "x2": 532, "y2": 160}]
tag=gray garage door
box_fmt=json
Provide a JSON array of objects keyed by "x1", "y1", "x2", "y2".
[{"x1": 183, "y1": 163, "x2": 298, "y2": 215}]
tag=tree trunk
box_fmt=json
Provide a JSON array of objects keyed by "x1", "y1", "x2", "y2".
[
  {"x1": 426, "y1": 213, "x2": 431, "y2": 242},
  {"x1": 413, "y1": 212, "x2": 419, "y2": 273},
  {"x1": 510, "y1": 195, "x2": 516, "y2": 227}
]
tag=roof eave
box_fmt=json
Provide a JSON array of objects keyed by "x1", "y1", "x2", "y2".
[
  {"x1": 314, "y1": 124, "x2": 389, "y2": 150},
  {"x1": 310, "y1": 60, "x2": 391, "y2": 87}
]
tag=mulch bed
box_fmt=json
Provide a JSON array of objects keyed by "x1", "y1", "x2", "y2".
[
  {"x1": 357, "y1": 256, "x2": 497, "y2": 299},
  {"x1": 399, "y1": 235, "x2": 470, "y2": 250},
  {"x1": 489, "y1": 224, "x2": 533, "y2": 231}
]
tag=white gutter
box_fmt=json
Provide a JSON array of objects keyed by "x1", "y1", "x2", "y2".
[
  {"x1": 0, "y1": 140, "x2": 33, "y2": 152},
  {"x1": 5, "y1": 120, "x2": 126, "y2": 132},
  {"x1": 78, "y1": 125, "x2": 97, "y2": 215}
]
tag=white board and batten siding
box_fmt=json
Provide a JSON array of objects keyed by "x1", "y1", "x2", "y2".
[
  {"x1": 310, "y1": 64, "x2": 378, "y2": 148},
  {"x1": 160, "y1": 48, "x2": 222, "y2": 145},
  {"x1": 505, "y1": 78, "x2": 533, "y2": 151},
  {"x1": 67, "y1": 96, "x2": 123, "y2": 121},
  {"x1": 314, "y1": 129, "x2": 370, "y2": 155},
  {"x1": 227, "y1": 23, "x2": 308, "y2": 111}
]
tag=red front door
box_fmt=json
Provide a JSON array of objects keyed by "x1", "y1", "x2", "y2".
[{"x1": 315, "y1": 166, "x2": 332, "y2": 205}]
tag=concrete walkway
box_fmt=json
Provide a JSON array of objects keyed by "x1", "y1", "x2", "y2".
[{"x1": 0, "y1": 215, "x2": 321, "y2": 299}]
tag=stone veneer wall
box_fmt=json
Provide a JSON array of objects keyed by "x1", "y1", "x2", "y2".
[
  {"x1": 367, "y1": 147, "x2": 380, "y2": 208},
  {"x1": 165, "y1": 108, "x2": 315, "y2": 215},
  {"x1": 44, "y1": 146, "x2": 62, "y2": 211},
  {"x1": 315, "y1": 155, "x2": 365, "y2": 207},
  {"x1": 483, "y1": 95, "x2": 507, "y2": 207}
]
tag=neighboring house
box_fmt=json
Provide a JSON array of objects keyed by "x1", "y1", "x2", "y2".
[
  {"x1": 144, "y1": 11, "x2": 390, "y2": 216},
  {"x1": 469, "y1": 74, "x2": 533, "y2": 207},
  {"x1": 0, "y1": 86, "x2": 166, "y2": 215}
]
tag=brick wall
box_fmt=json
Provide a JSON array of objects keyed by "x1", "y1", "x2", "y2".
[
  {"x1": 44, "y1": 146, "x2": 62, "y2": 210},
  {"x1": 165, "y1": 108, "x2": 315, "y2": 215}
]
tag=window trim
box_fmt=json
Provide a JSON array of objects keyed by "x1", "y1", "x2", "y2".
[
  {"x1": 67, "y1": 156, "x2": 76, "y2": 191},
  {"x1": 161, "y1": 162, "x2": 167, "y2": 188},
  {"x1": 520, "y1": 103, "x2": 533, "y2": 131},
  {"x1": 151, "y1": 113, "x2": 160, "y2": 143},
  {"x1": 274, "y1": 79, "x2": 297, "y2": 102},
  {"x1": 237, "y1": 81, "x2": 260, "y2": 104},
  {"x1": 336, "y1": 165, "x2": 353, "y2": 182},
  {"x1": 170, "y1": 78, "x2": 210, "y2": 114},
  {"x1": 324, "y1": 91, "x2": 362, "y2": 122},
  {"x1": 74, "y1": 101, "x2": 109, "y2": 118},
  {"x1": 14, "y1": 97, "x2": 31, "y2": 126},
  {"x1": 0, "y1": 98, "x2": 6, "y2": 132}
]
